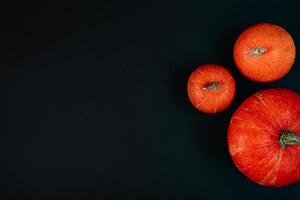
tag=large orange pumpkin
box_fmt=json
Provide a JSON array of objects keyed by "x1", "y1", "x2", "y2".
[
  {"x1": 228, "y1": 88, "x2": 300, "y2": 187},
  {"x1": 233, "y1": 23, "x2": 296, "y2": 82}
]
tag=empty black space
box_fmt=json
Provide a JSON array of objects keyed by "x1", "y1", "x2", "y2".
[{"x1": 1, "y1": 0, "x2": 300, "y2": 199}]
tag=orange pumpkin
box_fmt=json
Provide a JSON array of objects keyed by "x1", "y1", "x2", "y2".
[
  {"x1": 228, "y1": 88, "x2": 300, "y2": 187},
  {"x1": 234, "y1": 23, "x2": 296, "y2": 82},
  {"x1": 187, "y1": 64, "x2": 236, "y2": 113}
]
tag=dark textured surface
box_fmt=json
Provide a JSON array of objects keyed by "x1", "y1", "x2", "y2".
[{"x1": 1, "y1": 1, "x2": 300, "y2": 199}]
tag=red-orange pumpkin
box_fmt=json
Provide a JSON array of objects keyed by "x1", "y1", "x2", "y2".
[
  {"x1": 228, "y1": 88, "x2": 300, "y2": 187},
  {"x1": 187, "y1": 64, "x2": 235, "y2": 113}
]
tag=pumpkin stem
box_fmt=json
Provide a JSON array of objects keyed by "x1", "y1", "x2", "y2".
[
  {"x1": 250, "y1": 47, "x2": 267, "y2": 56},
  {"x1": 279, "y1": 130, "x2": 300, "y2": 149},
  {"x1": 203, "y1": 82, "x2": 219, "y2": 91}
]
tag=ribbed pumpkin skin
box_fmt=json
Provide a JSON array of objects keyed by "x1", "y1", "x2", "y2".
[{"x1": 228, "y1": 88, "x2": 300, "y2": 187}]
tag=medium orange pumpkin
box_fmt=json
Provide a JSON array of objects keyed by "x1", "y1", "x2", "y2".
[{"x1": 234, "y1": 23, "x2": 296, "y2": 82}]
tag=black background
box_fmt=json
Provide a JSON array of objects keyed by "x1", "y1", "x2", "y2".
[{"x1": 1, "y1": 0, "x2": 300, "y2": 199}]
